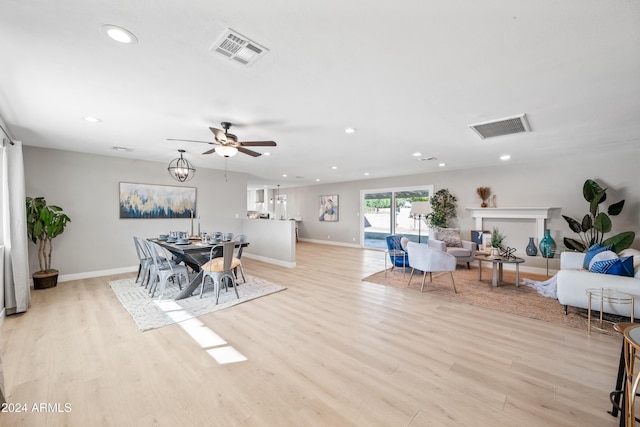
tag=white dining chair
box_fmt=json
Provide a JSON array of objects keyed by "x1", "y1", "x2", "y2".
[
  {"x1": 133, "y1": 236, "x2": 152, "y2": 286},
  {"x1": 200, "y1": 241, "x2": 240, "y2": 303},
  {"x1": 232, "y1": 234, "x2": 247, "y2": 283},
  {"x1": 146, "y1": 240, "x2": 189, "y2": 300}
]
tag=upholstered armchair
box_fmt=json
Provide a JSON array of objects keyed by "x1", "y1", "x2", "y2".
[
  {"x1": 428, "y1": 227, "x2": 476, "y2": 269},
  {"x1": 406, "y1": 241, "x2": 457, "y2": 292}
]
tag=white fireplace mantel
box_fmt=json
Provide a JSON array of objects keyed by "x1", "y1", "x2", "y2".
[{"x1": 466, "y1": 207, "x2": 560, "y2": 239}]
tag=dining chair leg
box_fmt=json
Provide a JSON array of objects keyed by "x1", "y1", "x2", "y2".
[
  {"x1": 200, "y1": 274, "x2": 207, "y2": 298},
  {"x1": 421, "y1": 272, "x2": 427, "y2": 292}
]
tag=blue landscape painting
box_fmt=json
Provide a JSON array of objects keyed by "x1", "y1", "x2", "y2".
[{"x1": 119, "y1": 182, "x2": 196, "y2": 219}]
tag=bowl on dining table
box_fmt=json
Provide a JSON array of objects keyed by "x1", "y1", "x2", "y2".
[
  {"x1": 159, "y1": 234, "x2": 169, "y2": 240},
  {"x1": 166, "y1": 237, "x2": 177, "y2": 243},
  {"x1": 177, "y1": 238, "x2": 189, "y2": 245}
]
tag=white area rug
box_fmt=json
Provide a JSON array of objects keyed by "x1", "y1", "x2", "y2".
[{"x1": 109, "y1": 275, "x2": 286, "y2": 331}]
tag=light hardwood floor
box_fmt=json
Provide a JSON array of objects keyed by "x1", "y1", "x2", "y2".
[{"x1": 1, "y1": 242, "x2": 622, "y2": 426}]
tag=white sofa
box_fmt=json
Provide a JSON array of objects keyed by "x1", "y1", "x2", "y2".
[{"x1": 556, "y1": 248, "x2": 640, "y2": 317}]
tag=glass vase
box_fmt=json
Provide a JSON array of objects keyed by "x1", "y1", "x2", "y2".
[
  {"x1": 526, "y1": 237, "x2": 538, "y2": 256},
  {"x1": 539, "y1": 230, "x2": 556, "y2": 258}
]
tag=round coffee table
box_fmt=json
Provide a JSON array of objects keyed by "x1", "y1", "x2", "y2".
[{"x1": 475, "y1": 254, "x2": 525, "y2": 287}]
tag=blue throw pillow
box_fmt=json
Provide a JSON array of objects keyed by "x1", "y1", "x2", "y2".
[
  {"x1": 589, "y1": 256, "x2": 634, "y2": 277},
  {"x1": 583, "y1": 243, "x2": 614, "y2": 269}
]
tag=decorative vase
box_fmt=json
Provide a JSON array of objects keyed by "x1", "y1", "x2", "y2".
[
  {"x1": 539, "y1": 230, "x2": 557, "y2": 258},
  {"x1": 526, "y1": 237, "x2": 538, "y2": 256}
]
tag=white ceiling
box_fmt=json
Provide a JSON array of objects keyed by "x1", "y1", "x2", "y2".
[{"x1": 1, "y1": 0, "x2": 639, "y2": 189}]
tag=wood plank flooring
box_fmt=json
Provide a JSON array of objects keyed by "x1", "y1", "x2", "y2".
[{"x1": 0, "y1": 242, "x2": 622, "y2": 426}]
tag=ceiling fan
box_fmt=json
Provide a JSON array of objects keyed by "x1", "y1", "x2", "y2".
[{"x1": 167, "y1": 122, "x2": 276, "y2": 158}]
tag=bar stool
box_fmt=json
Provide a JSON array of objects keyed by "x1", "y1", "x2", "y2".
[
  {"x1": 623, "y1": 325, "x2": 640, "y2": 426},
  {"x1": 610, "y1": 322, "x2": 633, "y2": 426}
]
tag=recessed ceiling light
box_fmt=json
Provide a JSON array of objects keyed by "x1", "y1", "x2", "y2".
[
  {"x1": 282, "y1": 174, "x2": 287, "y2": 177},
  {"x1": 438, "y1": 163, "x2": 446, "y2": 167},
  {"x1": 345, "y1": 127, "x2": 357, "y2": 134},
  {"x1": 412, "y1": 152, "x2": 422, "y2": 157},
  {"x1": 263, "y1": 152, "x2": 271, "y2": 156},
  {"x1": 101, "y1": 24, "x2": 138, "y2": 44},
  {"x1": 315, "y1": 178, "x2": 320, "y2": 182},
  {"x1": 500, "y1": 154, "x2": 511, "y2": 161},
  {"x1": 331, "y1": 166, "x2": 338, "y2": 170},
  {"x1": 84, "y1": 116, "x2": 101, "y2": 123}
]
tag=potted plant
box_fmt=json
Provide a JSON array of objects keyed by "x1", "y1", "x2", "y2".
[
  {"x1": 428, "y1": 188, "x2": 457, "y2": 228},
  {"x1": 562, "y1": 179, "x2": 635, "y2": 252},
  {"x1": 25, "y1": 196, "x2": 71, "y2": 289},
  {"x1": 490, "y1": 227, "x2": 505, "y2": 258}
]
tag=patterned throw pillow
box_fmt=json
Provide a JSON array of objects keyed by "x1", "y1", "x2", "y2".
[
  {"x1": 588, "y1": 250, "x2": 618, "y2": 270},
  {"x1": 583, "y1": 243, "x2": 614, "y2": 270},
  {"x1": 436, "y1": 227, "x2": 462, "y2": 248},
  {"x1": 589, "y1": 256, "x2": 634, "y2": 277}
]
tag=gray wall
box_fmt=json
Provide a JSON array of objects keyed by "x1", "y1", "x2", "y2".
[
  {"x1": 23, "y1": 146, "x2": 249, "y2": 279},
  {"x1": 21, "y1": 145, "x2": 640, "y2": 277},
  {"x1": 284, "y1": 148, "x2": 640, "y2": 269}
]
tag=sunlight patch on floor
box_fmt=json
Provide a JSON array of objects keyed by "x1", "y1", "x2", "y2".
[{"x1": 154, "y1": 299, "x2": 247, "y2": 364}]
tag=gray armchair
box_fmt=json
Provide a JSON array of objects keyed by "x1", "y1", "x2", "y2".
[{"x1": 428, "y1": 237, "x2": 476, "y2": 269}]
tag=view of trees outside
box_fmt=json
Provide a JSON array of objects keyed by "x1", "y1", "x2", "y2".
[{"x1": 363, "y1": 189, "x2": 431, "y2": 248}]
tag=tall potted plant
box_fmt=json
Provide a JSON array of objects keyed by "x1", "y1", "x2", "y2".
[
  {"x1": 25, "y1": 196, "x2": 71, "y2": 289},
  {"x1": 562, "y1": 179, "x2": 635, "y2": 252},
  {"x1": 428, "y1": 188, "x2": 457, "y2": 228}
]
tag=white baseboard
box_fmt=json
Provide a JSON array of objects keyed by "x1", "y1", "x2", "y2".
[
  {"x1": 0, "y1": 308, "x2": 5, "y2": 326},
  {"x1": 58, "y1": 266, "x2": 138, "y2": 283},
  {"x1": 242, "y1": 253, "x2": 296, "y2": 268},
  {"x1": 298, "y1": 238, "x2": 361, "y2": 249}
]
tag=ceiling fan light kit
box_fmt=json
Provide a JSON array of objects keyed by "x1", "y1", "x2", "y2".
[
  {"x1": 168, "y1": 121, "x2": 277, "y2": 159},
  {"x1": 168, "y1": 149, "x2": 196, "y2": 182},
  {"x1": 216, "y1": 145, "x2": 238, "y2": 158}
]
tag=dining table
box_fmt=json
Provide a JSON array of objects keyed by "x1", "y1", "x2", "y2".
[{"x1": 149, "y1": 238, "x2": 249, "y2": 300}]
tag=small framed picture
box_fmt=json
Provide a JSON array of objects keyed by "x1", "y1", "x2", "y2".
[
  {"x1": 319, "y1": 195, "x2": 339, "y2": 222},
  {"x1": 471, "y1": 230, "x2": 489, "y2": 249}
]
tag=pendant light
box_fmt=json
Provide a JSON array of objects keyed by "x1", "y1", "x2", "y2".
[{"x1": 168, "y1": 149, "x2": 196, "y2": 182}]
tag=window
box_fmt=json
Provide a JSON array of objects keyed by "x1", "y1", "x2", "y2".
[{"x1": 361, "y1": 185, "x2": 433, "y2": 249}]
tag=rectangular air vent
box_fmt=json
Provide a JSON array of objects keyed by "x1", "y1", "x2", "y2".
[
  {"x1": 469, "y1": 114, "x2": 531, "y2": 139},
  {"x1": 210, "y1": 28, "x2": 268, "y2": 67}
]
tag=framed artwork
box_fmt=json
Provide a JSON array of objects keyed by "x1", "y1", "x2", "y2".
[
  {"x1": 471, "y1": 230, "x2": 489, "y2": 248},
  {"x1": 319, "y1": 195, "x2": 339, "y2": 222},
  {"x1": 119, "y1": 182, "x2": 196, "y2": 219}
]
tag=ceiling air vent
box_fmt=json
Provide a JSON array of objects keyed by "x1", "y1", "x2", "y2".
[
  {"x1": 210, "y1": 28, "x2": 268, "y2": 67},
  {"x1": 469, "y1": 114, "x2": 531, "y2": 139}
]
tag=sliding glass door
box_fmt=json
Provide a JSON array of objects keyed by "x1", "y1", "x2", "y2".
[{"x1": 362, "y1": 186, "x2": 433, "y2": 249}]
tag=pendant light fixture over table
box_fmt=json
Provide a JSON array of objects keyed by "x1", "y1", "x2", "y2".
[{"x1": 168, "y1": 149, "x2": 196, "y2": 182}]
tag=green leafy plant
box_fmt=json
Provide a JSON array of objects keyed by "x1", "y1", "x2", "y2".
[
  {"x1": 491, "y1": 227, "x2": 505, "y2": 248},
  {"x1": 26, "y1": 196, "x2": 71, "y2": 273},
  {"x1": 562, "y1": 179, "x2": 635, "y2": 252},
  {"x1": 428, "y1": 188, "x2": 457, "y2": 228}
]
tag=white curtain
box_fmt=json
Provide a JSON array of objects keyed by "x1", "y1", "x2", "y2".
[{"x1": 2, "y1": 140, "x2": 30, "y2": 314}]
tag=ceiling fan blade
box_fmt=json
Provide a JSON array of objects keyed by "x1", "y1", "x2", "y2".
[
  {"x1": 209, "y1": 127, "x2": 227, "y2": 143},
  {"x1": 237, "y1": 147, "x2": 262, "y2": 157},
  {"x1": 167, "y1": 138, "x2": 213, "y2": 144},
  {"x1": 202, "y1": 147, "x2": 217, "y2": 155},
  {"x1": 239, "y1": 140, "x2": 277, "y2": 147}
]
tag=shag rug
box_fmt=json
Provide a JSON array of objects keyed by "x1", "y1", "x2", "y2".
[
  {"x1": 363, "y1": 267, "x2": 622, "y2": 335},
  {"x1": 109, "y1": 275, "x2": 286, "y2": 331}
]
